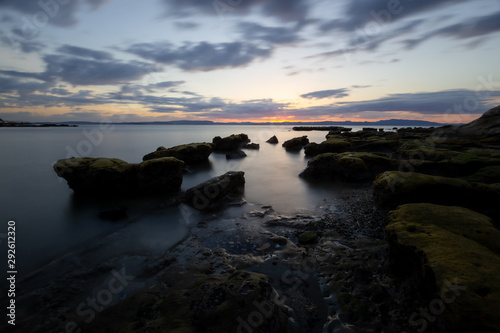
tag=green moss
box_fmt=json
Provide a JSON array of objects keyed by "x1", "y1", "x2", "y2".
[
  {"x1": 373, "y1": 171, "x2": 500, "y2": 220},
  {"x1": 388, "y1": 203, "x2": 500, "y2": 255},
  {"x1": 386, "y1": 218, "x2": 500, "y2": 332}
]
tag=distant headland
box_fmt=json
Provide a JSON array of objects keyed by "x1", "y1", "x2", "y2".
[{"x1": 0, "y1": 118, "x2": 453, "y2": 127}]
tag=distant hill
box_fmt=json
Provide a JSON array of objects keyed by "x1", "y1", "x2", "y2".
[{"x1": 53, "y1": 119, "x2": 449, "y2": 126}]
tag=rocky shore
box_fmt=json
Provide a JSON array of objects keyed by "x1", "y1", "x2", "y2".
[{"x1": 9, "y1": 106, "x2": 500, "y2": 333}]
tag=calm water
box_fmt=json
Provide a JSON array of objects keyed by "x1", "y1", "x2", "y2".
[{"x1": 0, "y1": 124, "x2": 395, "y2": 275}]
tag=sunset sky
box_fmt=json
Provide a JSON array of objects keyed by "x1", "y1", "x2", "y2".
[{"x1": 1, "y1": 0, "x2": 500, "y2": 123}]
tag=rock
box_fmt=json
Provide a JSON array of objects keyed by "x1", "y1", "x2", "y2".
[
  {"x1": 142, "y1": 142, "x2": 214, "y2": 164},
  {"x1": 304, "y1": 138, "x2": 353, "y2": 157},
  {"x1": 184, "y1": 171, "x2": 245, "y2": 211},
  {"x1": 387, "y1": 203, "x2": 500, "y2": 255},
  {"x1": 463, "y1": 165, "x2": 500, "y2": 184},
  {"x1": 266, "y1": 135, "x2": 279, "y2": 144},
  {"x1": 300, "y1": 152, "x2": 398, "y2": 182},
  {"x1": 386, "y1": 204, "x2": 500, "y2": 332},
  {"x1": 298, "y1": 231, "x2": 318, "y2": 244},
  {"x1": 362, "y1": 128, "x2": 378, "y2": 132},
  {"x1": 53, "y1": 157, "x2": 184, "y2": 195},
  {"x1": 449, "y1": 105, "x2": 500, "y2": 140},
  {"x1": 282, "y1": 136, "x2": 309, "y2": 151},
  {"x1": 212, "y1": 133, "x2": 249, "y2": 151},
  {"x1": 83, "y1": 269, "x2": 289, "y2": 333},
  {"x1": 373, "y1": 171, "x2": 500, "y2": 220},
  {"x1": 226, "y1": 150, "x2": 247, "y2": 159},
  {"x1": 243, "y1": 143, "x2": 260, "y2": 149}
]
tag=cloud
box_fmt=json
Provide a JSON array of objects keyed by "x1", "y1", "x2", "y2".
[
  {"x1": 127, "y1": 41, "x2": 271, "y2": 71},
  {"x1": 161, "y1": 0, "x2": 310, "y2": 23},
  {"x1": 334, "y1": 0, "x2": 471, "y2": 32},
  {"x1": 403, "y1": 11, "x2": 500, "y2": 49},
  {"x1": 301, "y1": 88, "x2": 350, "y2": 99},
  {"x1": 0, "y1": 28, "x2": 45, "y2": 53},
  {"x1": 57, "y1": 44, "x2": 113, "y2": 60},
  {"x1": 296, "y1": 90, "x2": 500, "y2": 118},
  {"x1": 238, "y1": 22, "x2": 301, "y2": 45},
  {"x1": 42, "y1": 54, "x2": 155, "y2": 85},
  {"x1": 146, "y1": 81, "x2": 185, "y2": 90},
  {"x1": 0, "y1": 0, "x2": 111, "y2": 27}
]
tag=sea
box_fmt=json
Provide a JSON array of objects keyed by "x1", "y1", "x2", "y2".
[{"x1": 0, "y1": 124, "x2": 399, "y2": 277}]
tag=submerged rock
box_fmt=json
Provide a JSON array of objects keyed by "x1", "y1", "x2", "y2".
[
  {"x1": 212, "y1": 133, "x2": 249, "y2": 151},
  {"x1": 373, "y1": 171, "x2": 500, "y2": 220},
  {"x1": 184, "y1": 171, "x2": 245, "y2": 211},
  {"x1": 53, "y1": 157, "x2": 184, "y2": 195},
  {"x1": 266, "y1": 135, "x2": 279, "y2": 144},
  {"x1": 300, "y1": 152, "x2": 398, "y2": 182},
  {"x1": 282, "y1": 136, "x2": 309, "y2": 151},
  {"x1": 142, "y1": 142, "x2": 214, "y2": 164},
  {"x1": 386, "y1": 203, "x2": 500, "y2": 332}
]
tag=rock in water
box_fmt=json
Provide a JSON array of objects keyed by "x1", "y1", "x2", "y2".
[
  {"x1": 226, "y1": 150, "x2": 247, "y2": 159},
  {"x1": 53, "y1": 157, "x2": 184, "y2": 195},
  {"x1": 304, "y1": 137, "x2": 353, "y2": 156},
  {"x1": 184, "y1": 171, "x2": 245, "y2": 210},
  {"x1": 142, "y1": 142, "x2": 214, "y2": 164},
  {"x1": 386, "y1": 203, "x2": 500, "y2": 332},
  {"x1": 243, "y1": 143, "x2": 260, "y2": 149},
  {"x1": 266, "y1": 135, "x2": 279, "y2": 144},
  {"x1": 212, "y1": 133, "x2": 249, "y2": 151},
  {"x1": 300, "y1": 152, "x2": 398, "y2": 181},
  {"x1": 282, "y1": 136, "x2": 309, "y2": 151}
]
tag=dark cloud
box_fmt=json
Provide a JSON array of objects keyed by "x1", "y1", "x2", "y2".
[
  {"x1": 301, "y1": 88, "x2": 350, "y2": 99},
  {"x1": 127, "y1": 41, "x2": 271, "y2": 71},
  {"x1": 42, "y1": 54, "x2": 155, "y2": 85},
  {"x1": 0, "y1": 0, "x2": 111, "y2": 27},
  {"x1": 161, "y1": 0, "x2": 310, "y2": 23},
  {"x1": 293, "y1": 90, "x2": 500, "y2": 118},
  {"x1": 334, "y1": 0, "x2": 471, "y2": 31},
  {"x1": 147, "y1": 81, "x2": 185, "y2": 90},
  {"x1": 0, "y1": 28, "x2": 45, "y2": 53},
  {"x1": 0, "y1": 75, "x2": 52, "y2": 96},
  {"x1": 50, "y1": 88, "x2": 72, "y2": 95},
  {"x1": 238, "y1": 22, "x2": 301, "y2": 45},
  {"x1": 57, "y1": 44, "x2": 113, "y2": 60},
  {"x1": 403, "y1": 11, "x2": 500, "y2": 49}
]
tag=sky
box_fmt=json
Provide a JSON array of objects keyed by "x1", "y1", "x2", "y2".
[{"x1": 1, "y1": 0, "x2": 500, "y2": 123}]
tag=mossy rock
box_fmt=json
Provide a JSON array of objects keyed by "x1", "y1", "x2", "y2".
[
  {"x1": 464, "y1": 165, "x2": 500, "y2": 184},
  {"x1": 143, "y1": 142, "x2": 214, "y2": 164},
  {"x1": 212, "y1": 133, "x2": 249, "y2": 152},
  {"x1": 300, "y1": 152, "x2": 398, "y2": 182},
  {"x1": 304, "y1": 138, "x2": 353, "y2": 156},
  {"x1": 386, "y1": 208, "x2": 500, "y2": 332},
  {"x1": 53, "y1": 157, "x2": 184, "y2": 195},
  {"x1": 373, "y1": 171, "x2": 500, "y2": 220},
  {"x1": 388, "y1": 203, "x2": 500, "y2": 255},
  {"x1": 83, "y1": 269, "x2": 288, "y2": 333},
  {"x1": 282, "y1": 136, "x2": 309, "y2": 151}
]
